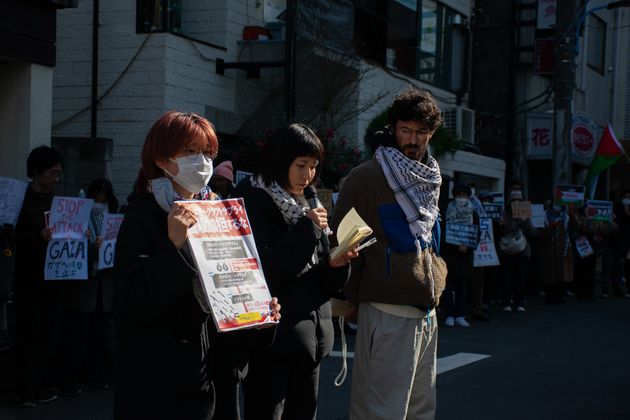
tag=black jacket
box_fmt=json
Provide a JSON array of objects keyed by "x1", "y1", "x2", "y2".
[
  {"x1": 113, "y1": 193, "x2": 213, "y2": 420},
  {"x1": 234, "y1": 180, "x2": 349, "y2": 362}
]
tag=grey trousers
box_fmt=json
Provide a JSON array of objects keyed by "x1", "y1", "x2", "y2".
[{"x1": 349, "y1": 303, "x2": 438, "y2": 420}]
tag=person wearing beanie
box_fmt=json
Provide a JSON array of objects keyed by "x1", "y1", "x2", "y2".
[{"x1": 210, "y1": 160, "x2": 234, "y2": 199}]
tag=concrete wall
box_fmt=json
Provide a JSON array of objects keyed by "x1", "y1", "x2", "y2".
[{"x1": 0, "y1": 63, "x2": 53, "y2": 180}]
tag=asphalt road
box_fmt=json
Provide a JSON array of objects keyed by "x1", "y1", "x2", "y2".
[{"x1": 2, "y1": 295, "x2": 629, "y2": 420}]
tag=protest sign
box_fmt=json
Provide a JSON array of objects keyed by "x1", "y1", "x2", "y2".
[
  {"x1": 511, "y1": 201, "x2": 532, "y2": 220},
  {"x1": 585, "y1": 200, "x2": 612, "y2": 222},
  {"x1": 575, "y1": 235, "x2": 594, "y2": 258},
  {"x1": 554, "y1": 184, "x2": 584, "y2": 207},
  {"x1": 530, "y1": 204, "x2": 546, "y2": 228},
  {"x1": 474, "y1": 218, "x2": 499, "y2": 267},
  {"x1": 182, "y1": 198, "x2": 277, "y2": 332},
  {"x1": 482, "y1": 203, "x2": 502, "y2": 221},
  {"x1": 0, "y1": 177, "x2": 28, "y2": 226},
  {"x1": 98, "y1": 214, "x2": 124, "y2": 270},
  {"x1": 445, "y1": 223, "x2": 479, "y2": 248},
  {"x1": 45, "y1": 196, "x2": 93, "y2": 280},
  {"x1": 45, "y1": 238, "x2": 89, "y2": 280},
  {"x1": 49, "y1": 197, "x2": 94, "y2": 239},
  {"x1": 490, "y1": 192, "x2": 505, "y2": 210}
]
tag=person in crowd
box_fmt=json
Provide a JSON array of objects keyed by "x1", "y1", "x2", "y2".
[
  {"x1": 235, "y1": 123, "x2": 355, "y2": 420},
  {"x1": 14, "y1": 145, "x2": 64, "y2": 407},
  {"x1": 114, "y1": 111, "x2": 280, "y2": 419},
  {"x1": 537, "y1": 201, "x2": 567, "y2": 303},
  {"x1": 572, "y1": 205, "x2": 600, "y2": 300},
  {"x1": 498, "y1": 190, "x2": 536, "y2": 312},
  {"x1": 592, "y1": 208, "x2": 618, "y2": 298},
  {"x1": 477, "y1": 191, "x2": 501, "y2": 309},
  {"x1": 613, "y1": 191, "x2": 630, "y2": 297},
  {"x1": 332, "y1": 87, "x2": 446, "y2": 420},
  {"x1": 57, "y1": 179, "x2": 119, "y2": 396},
  {"x1": 571, "y1": 203, "x2": 616, "y2": 300},
  {"x1": 442, "y1": 183, "x2": 480, "y2": 327},
  {"x1": 209, "y1": 160, "x2": 234, "y2": 199}
]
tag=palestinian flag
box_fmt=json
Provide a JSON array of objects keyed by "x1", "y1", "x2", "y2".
[{"x1": 584, "y1": 124, "x2": 624, "y2": 199}]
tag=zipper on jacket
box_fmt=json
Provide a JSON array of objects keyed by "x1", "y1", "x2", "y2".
[{"x1": 386, "y1": 245, "x2": 391, "y2": 277}]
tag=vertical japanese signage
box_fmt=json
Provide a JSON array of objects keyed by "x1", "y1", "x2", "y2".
[
  {"x1": 45, "y1": 197, "x2": 93, "y2": 280},
  {"x1": 526, "y1": 112, "x2": 553, "y2": 159}
]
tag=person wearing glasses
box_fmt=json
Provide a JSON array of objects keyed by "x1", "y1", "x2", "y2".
[
  {"x1": 14, "y1": 145, "x2": 65, "y2": 407},
  {"x1": 113, "y1": 111, "x2": 280, "y2": 420},
  {"x1": 332, "y1": 88, "x2": 446, "y2": 420}
]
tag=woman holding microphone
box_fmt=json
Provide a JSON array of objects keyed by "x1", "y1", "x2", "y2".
[{"x1": 235, "y1": 124, "x2": 357, "y2": 420}]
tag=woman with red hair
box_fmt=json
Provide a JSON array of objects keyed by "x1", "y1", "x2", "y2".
[{"x1": 113, "y1": 111, "x2": 279, "y2": 419}]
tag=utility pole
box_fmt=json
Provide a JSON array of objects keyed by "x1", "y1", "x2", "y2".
[
  {"x1": 284, "y1": 0, "x2": 296, "y2": 122},
  {"x1": 551, "y1": 0, "x2": 578, "y2": 189}
]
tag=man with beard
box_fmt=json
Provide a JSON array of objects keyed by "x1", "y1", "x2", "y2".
[{"x1": 331, "y1": 87, "x2": 446, "y2": 420}]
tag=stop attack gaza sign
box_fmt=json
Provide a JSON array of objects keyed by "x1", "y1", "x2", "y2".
[{"x1": 571, "y1": 112, "x2": 600, "y2": 165}]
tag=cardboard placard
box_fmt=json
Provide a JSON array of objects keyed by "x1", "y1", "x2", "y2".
[{"x1": 511, "y1": 201, "x2": 532, "y2": 220}]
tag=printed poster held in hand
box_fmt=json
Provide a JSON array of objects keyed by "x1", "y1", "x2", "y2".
[
  {"x1": 45, "y1": 196, "x2": 94, "y2": 280},
  {"x1": 181, "y1": 198, "x2": 277, "y2": 332}
]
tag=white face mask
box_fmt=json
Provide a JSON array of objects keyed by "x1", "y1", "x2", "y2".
[
  {"x1": 165, "y1": 154, "x2": 213, "y2": 194},
  {"x1": 455, "y1": 197, "x2": 468, "y2": 207},
  {"x1": 623, "y1": 199, "x2": 630, "y2": 206},
  {"x1": 92, "y1": 202, "x2": 108, "y2": 214}
]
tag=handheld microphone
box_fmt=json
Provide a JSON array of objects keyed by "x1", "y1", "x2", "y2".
[{"x1": 304, "y1": 186, "x2": 331, "y2": 257}]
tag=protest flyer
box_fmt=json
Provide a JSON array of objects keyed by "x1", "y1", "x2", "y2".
[
  {"x1": 445, "y1": 223, "x2": 479, "y2": 248},
  {"x1": 586, "y1": 200, "x2": 613, "y2": 222},
  {"x1": 511, "y1": 201, "x2": 532, "y2": 220},
  {"x1": 482, "y1": 203, "x2": 502, "y2": 221},
  {"x1": 45, "y1": 197, "x2": 93, "y2": 280},
  {"x1": 182, "y1": 198, "x2": 277, "y2": 332},
  {"x1": 0, "y1": 176, "x2": 28, "y2": 226},
  {"x1": 554, "y1": 184, "x2": 585, "y2": 207},
  {"x1": 474, "y1": 218, "x2": 499, "y2": 267},
  {"x1": 530, "y1": 204, "x2": 546, "y2": 228},
  {"x1": 575, "y1": 235, "x2": 594, "y2": 258},
  {"x1": 98, "y1": 214, "x2": 124, "y2": 270}
]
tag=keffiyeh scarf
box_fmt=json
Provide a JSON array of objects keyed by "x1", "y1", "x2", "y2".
[
  {"x1": 375, "y1": 146, "x2": 442, "y2": 244},
  {"x1": 250, "y1": 175, "x2": 307, "y2": 226}
]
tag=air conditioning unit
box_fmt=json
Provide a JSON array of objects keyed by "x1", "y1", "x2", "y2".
[{"x1": 442, "y1": 106, "x2": 475, "y2": 145}]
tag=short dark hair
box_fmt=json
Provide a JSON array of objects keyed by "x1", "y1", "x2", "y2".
[
  {"x1": 387, "y1": 87, "x2": 442, "y2": 131},
  {"x1": 86, "y1": 178, "x2": 119, "y2": 213},
  {"x1": 26, "y1": 145, "x2": 64, "y2": 178},
  {"x1": 257, "y1": 124, "x2": 324, "y2": 188}
]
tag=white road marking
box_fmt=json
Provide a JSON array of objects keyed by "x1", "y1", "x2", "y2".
[
  {"x1": 329, "y1": 351, "x2": 491, "y2": 375},
  {"x1": 436, "y1": 352, "x2": 491, "y2": 374}
]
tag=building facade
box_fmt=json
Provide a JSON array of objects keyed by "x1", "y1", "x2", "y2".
[{"x1": 51, "y1": 0, "x2": 505, "y2": 200}]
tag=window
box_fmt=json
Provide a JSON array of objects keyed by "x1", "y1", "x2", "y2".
[
  {"x1": 136, "y1": 0, "x2": 182, "y2": 34},
  {"x1": 586, "y1": 15, "x2": 606, "y2": 74},
  {"x1": 354, "y1": 0, "x2": 466, "y2": 91}
]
